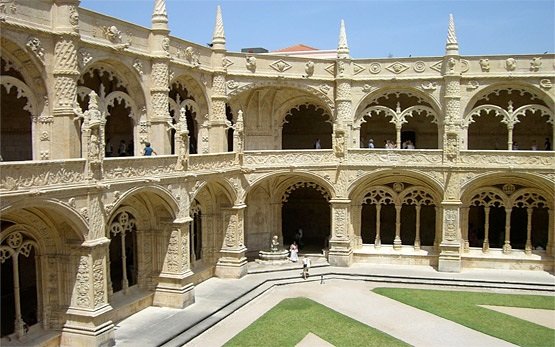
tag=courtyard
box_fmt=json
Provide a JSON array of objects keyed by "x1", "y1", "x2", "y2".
[{"x1": 113, "y1": 262, "x2": 555, "y2": 347}]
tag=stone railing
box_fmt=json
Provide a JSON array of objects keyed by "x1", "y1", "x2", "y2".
[
  {"x1": 103, "y1": 155, "x2": 178, "y2": 180},
  {"x1": 243, "y1": 150, "x2": 337, "y2": 168},
  {"x1": 189, "y1": 152, "x2": 237, "y2": 172},
  {"x1": 1, "y1": 150, "x2": 553, "y2": 194},
  {"x1": 0, "y1": 159, "x2": 86, "y2": 192},
  {"x1": 348, "y1": 149, "x2": 443, "y2": 167},
  {"x1": 459, "y1": 150, "x2": 555, "y2": 170}
]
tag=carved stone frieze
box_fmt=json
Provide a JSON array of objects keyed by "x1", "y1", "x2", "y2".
[
  {"x1": 413, "y1": 61, "x2": 426, "y2": 73},
  {"x1": 369, "y1": 62, "x2": 381, "y2": 74},
  {"x1": 244, "y1": 152, "x2": 336, "y2": 167},
  {"x1": 460, "y1": 59, "x2": 469, "y2": 73},
  {"x1": 347, "y1": 150, "x2": 442, "y2": 166},
  {"x1": 0, "y1": 161, "x2": 85, "y2": 191},
  {"x1": 466, "y1": 80, "x2": 479, "y2": 90},
  {"x1": 352, "y1": 63, "x2": 365, "y2": 75},
  {"x1": 324, "y1": 63, "x2": 335, "y2": 75},
  {"x1": 103, "y1": 157, "x2": 176, "y2": 179},
  {"x1": 269, "y1": 59, "x2": 292, "y2": 73},
  {"x1": 386, "y1": 62, "x2": 409, "y2": 74},
  {"x1": 430, "y1": 61, "x2": 443, "y2": 73},
  {"x1": 92, "y1": 258, "x2": 104, "y2": 307},
  {"x1": 0, "y1": 0, "x2": 17, "y2": 18},
  {"x1": 362, "y1": 84, "x2": 375, "y2": 93}
]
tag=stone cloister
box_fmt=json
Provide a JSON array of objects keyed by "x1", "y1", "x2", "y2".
[{"x1": 0, "y1": 1, "x2": 553, "y2": 345}]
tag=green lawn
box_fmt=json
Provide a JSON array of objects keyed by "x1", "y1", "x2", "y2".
[
  {"x1": 224, "y1": 297, "x2": 408, "y2": 347},
  {"x1": 373, "y1": 288, "x2": 555, "y2": 347}
]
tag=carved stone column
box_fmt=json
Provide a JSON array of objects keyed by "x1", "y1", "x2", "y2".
[
  {"x1": 51, "y1": 0, "x2": 81, "y2": 159},
  {"x1": 334, "y1": 20, "x2": 352, "y2": 155},
  {"x1": 442, "y1": 15, "x2": 462, "y2": 163},
  {"x1": 153, "y1": 218, "x2": 195, "y2": 309},
  {"x1": 352, "y1": 204, "x2": 363, "y2": 249},
  {"x1": 149, "y1": 0, "x2": 172, "y2": 154},
  {"x1": 61, "y1": 238, "x2": 114, "y2": 347},
  {"x1": 438, "y1": 202, "x2": 462, "y2": 272},
  {"x1": 209, "y1": 6, "x2": 229, "y2": 153},
  {"x1": 328, "y1": 199, "x2": 353, "y2": 266},
  {"x1": 216, "y1": 204, "x2": 248, "y2": 278}
]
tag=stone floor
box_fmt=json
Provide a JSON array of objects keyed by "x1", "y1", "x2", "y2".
[{"x1": 114, "y1": 262, "x2": 555, "y2": 347}]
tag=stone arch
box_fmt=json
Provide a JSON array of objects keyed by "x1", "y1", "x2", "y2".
[
  {"x1": 354, "y1": 87, "x2": 441, "y2": 149},
  {"x1": 348, "y1": 169, "x2": 443, "y2": 203},
  {"x1": 0, "y1": 36, "x2": 47, "y2": 98},
  {"x1": 462, "y1": 82, "x2": 554, "y2": 150},
  {"x1": 460, "y1": 175, "x2": 553, "y2": 253},
  {"x1": 78, "y1": 60, "x2": 147, "y2": 157},
  {"x1": 0, "y1": 199, "x2": 88, "y2": 243},
  {"x1": 227, "y1": 80, "x2": 335, "y2": 115},
  {"x1": 109, "y1": 185, "x2": 179, "y2": 221},
  {"x1": 1, "y1": 42, "x2": 48, "y2": 161}
]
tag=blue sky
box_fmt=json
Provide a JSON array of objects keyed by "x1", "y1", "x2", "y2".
[{"x1": 80, "y1": 0, "x2": 554, "y2": 58}]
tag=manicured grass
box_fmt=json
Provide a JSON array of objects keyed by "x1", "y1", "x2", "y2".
[
  {"x1": 224, "y1": 297, "x2": 408, "y2": 347},
  {"x1": 373, "y1": 288, "x2": 555, "y2": 347}
]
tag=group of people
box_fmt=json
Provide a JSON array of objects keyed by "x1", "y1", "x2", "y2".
[
  {"x1": 515, "y1": 138, "x2": 552, "y2": 151},
  {"x1": 365, "y1": 138, "x2": 416, "y2": 149},
  {"x1": 105, "y1": 139, "x2": 158, "y2": 156}
]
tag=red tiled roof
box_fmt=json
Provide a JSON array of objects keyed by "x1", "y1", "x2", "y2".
[{"x1": 273, "y1": 44, "x2": 319, "y2": 52}]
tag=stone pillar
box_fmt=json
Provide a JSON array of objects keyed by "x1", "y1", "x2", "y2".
[
  {"x1": 149, "y1": 0, "x2": 172, "y2": 154},
  {"x1": 51, "y1": 0, "x2": 81, "y2": 159},
  {"x1": 334, "y1": 20, "x2": 352, "y2": 156},
  {"x1": 438, "y1": 202, "x2": 462, "y2": 272},
  {"x1": 352, "y1": 204, "x2": 363, "y2": 249},
  {"x1": 216, "y1": 204, "x2": 248, "y2": 278},
  {"x1": 209, "y1": 6, "x2": 229, "y2": 153},
  {"x1": 442, "y1": 14, "x2": 462, "y2": 164},
  {"x1": 328, "y1": 199, "x2": 353, "y2": 266},
  {"x1": 153, "y1": 219, "x2": 195, "y2": 309},
  {"x1": 61, "y1": 238, "x2": 114, "y2": 347}
]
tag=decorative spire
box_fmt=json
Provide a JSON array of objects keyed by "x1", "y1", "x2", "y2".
[
  {"x1": 445, "y1": 14, "x2": 459, "y2": 55},
  {"x1": 152, "y1": 0, "x2": 169, "y2": 31},
  {"x1": 212, "y1": 5, "x2": 226, "y2": 49},
  {"x1": 337, "y1": 19, "x2": 349, "y2": 58}
]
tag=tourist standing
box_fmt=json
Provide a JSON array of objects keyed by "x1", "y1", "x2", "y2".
[
  {"x1": 368, "y1": 138, "x2": 374, "y2": 148},
  {"x1": 143, "y1": 142, "x2": 157, "y2": 156},
  {"x1": 302, "y1": 256, "x2": 311, "y2": 279},
  {"x1": 544, "y1": 138, "x2": 551, "y2": 151},
  {"x1": 289, "y1": 242, "x2": 298, "y2": 262}
]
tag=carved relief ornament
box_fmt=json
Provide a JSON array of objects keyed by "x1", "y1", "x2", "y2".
[{"x1": 26, "y1": 37, "x2": 45, "y2": 64}]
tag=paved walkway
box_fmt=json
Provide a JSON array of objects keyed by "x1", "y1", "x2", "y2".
[
  {"x1": 186, "y1": 280, "x2": 518, "y2": 347},
  {"x1": 114, "y1": 263, "x2": 555, "y2": 347}
]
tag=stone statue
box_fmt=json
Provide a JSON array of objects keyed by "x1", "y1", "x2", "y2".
[{"x1": 270, "y1": 235, "x2": 279, "y2": 252}]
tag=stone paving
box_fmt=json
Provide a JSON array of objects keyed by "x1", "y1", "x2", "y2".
[{"x1": 114, "y1": 262, "x2": 555, "y2": 347}]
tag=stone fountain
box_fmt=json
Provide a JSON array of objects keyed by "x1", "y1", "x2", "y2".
[{"x1": 257, "y1": 235, "x2": 290, "y2": 264}]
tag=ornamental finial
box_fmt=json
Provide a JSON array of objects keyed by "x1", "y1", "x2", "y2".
[
  {"x1": 212, "y1": 5, "x2": 226, "y2": 49},
  {"x1": 152, "y1": 0, "x2": 169, "y2": 29},
  {"x1": 337, "y1": 19, "x2": 350, "y2": 58},
  {"x1": 446, "y1": 14, "x2": 459, "y2": 55}
]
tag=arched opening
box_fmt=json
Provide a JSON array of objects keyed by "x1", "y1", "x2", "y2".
[
  {"x1": 465, "y1": 87, "x2": 552, "y2": 151},
  {"x1": 226, "y1": 104, "x2": 234, "y2": 152},
  {"x1": 467, "y1": 112, "x2": 507, "y2": 150},
  {"x1": 1, "y1": 58, "x2": 34, "y2": 161},
  {"x1": 1, "y1": 227, "x2": 39, "y2": 338},
  {"x1": 282, "y1": 104, "x2": 332, "y2": 150},
  {"x1": 358, "y1": 91, "x2": 438, "y2": 149},
  {"x1": 282, "y1": 185, "x2": 330, "y2": 252},
  {"x1": 189, "y1": 201, "x2": 202, "y2": 264},
  {"x1": 169, "y1": 81, "x2": 199, "y2": 154},
  {"x1": 108, "y1": 211, "x2": 138, "y2": 294},
  {"x1": 78, "y1": 66, "x2": 137, "y2": 157},
  {"x1": 513, "y1": 111, "x2": 552, "y2": 151}
]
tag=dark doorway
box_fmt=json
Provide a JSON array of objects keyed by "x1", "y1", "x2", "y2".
[{"x1": 282, "y1": 186, "x2": 330, "y2": 252}]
